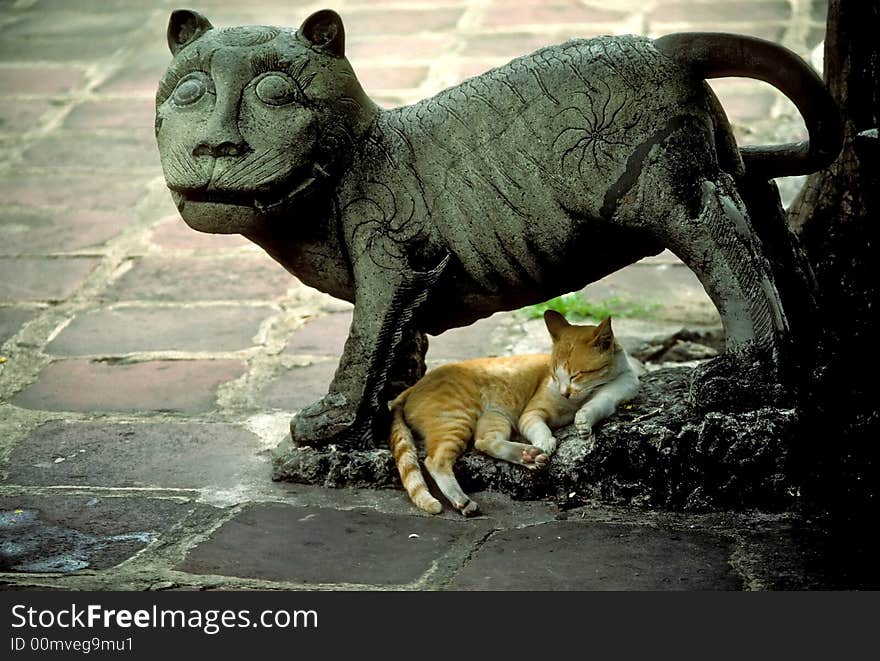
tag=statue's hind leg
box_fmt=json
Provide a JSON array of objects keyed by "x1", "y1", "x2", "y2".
[
  {"x1": 674, "y1": 176, "x2": 795, "y2": 408},
  {"x1": 625, "y1": 150, "x2": 792, "y2": 408},
  {"x1": 676, "y1": 175, "x2": 788, "y2": 354}
]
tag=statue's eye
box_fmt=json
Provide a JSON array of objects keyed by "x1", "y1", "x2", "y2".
[
  {"x1": 172, "y1": 72, "x2": 212, "y2": 106},
  {"x1": 254, "y1": 73, "x2": 300, "y2": 106}
]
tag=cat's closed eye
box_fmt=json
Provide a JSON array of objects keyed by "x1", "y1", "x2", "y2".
[{"x1": 573, "y1": 368, "x2": 603, "y2": 379}]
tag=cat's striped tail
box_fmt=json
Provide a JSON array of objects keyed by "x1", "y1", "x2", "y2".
[{"x1": 389, "y1": 396, "x2": 442, "y2": 514}]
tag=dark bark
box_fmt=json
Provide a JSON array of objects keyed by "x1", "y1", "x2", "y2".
[{"x1": 787, "y1": 0, "x2": 880, "y2": 519}]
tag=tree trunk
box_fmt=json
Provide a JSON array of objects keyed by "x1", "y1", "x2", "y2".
[{"x1": 787, "y1": 0, "x2": 879, "y2": 518}]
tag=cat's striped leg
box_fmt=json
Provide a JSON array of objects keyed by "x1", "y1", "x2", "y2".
[
  {"x1": 424, "y1": 427, "x2": 478, "y2": 516},
  {"x1": 474, "y1": 411, "x2": 549, "y2": 470}
]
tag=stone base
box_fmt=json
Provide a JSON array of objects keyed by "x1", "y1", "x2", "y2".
[{"x1": 272, "y1": 367, "x2": 801, "y2": 511}]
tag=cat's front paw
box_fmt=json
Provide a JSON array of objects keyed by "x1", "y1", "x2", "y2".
[
  {"x1": 521, "y1": 446, "x2": 550, "y2": 470},
  {"x1": 574, "y1": 414, "x2": 594, "y2": 440},
  {"x1": 532, "y1": 435, "x2": 557, "y2": 455}
]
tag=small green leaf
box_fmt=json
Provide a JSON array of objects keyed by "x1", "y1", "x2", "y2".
[{"x1": 518, "y1": 292, "x2": 659, "y2": 321}]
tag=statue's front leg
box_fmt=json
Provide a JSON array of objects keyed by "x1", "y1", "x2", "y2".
[
  {"x1": 388, "y1": 329, "x2": 428, "y2": 398},
  {"x1": 290, "y1": 276, "x2": 403, "y2": 448},
  {"x1": 290, "y1": 249, "x2": 448, "y2": 449}
]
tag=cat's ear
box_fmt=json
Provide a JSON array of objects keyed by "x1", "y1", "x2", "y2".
[
  {"x1": 544, "y1": 309, "x2": 569, "y2": 340},
  {"x1": 592, "y1": 316, "x2": 614, "y2": 351},
  {"x1": 167, "y1": 9, "x2": 213, "y2": 56},
  {"x1": 299, "y1": 9, "x2": 346, "y2": 57}
]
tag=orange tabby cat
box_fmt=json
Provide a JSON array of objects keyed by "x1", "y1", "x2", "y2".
[{"x1": 389, "y1": 310, "x2": 639, "y2": 515}]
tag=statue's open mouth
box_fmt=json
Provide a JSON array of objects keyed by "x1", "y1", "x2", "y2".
[
  {"x1": 177, "y1": 188, "x2": 254, "y2": 206},
  {"x1": 169, "y1": 162, "x2": 328, "y2": 214}
]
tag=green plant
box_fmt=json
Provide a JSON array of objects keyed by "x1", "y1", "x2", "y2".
[{"x1": 519, "y1": 292, "x2": 659, "y2": 321}]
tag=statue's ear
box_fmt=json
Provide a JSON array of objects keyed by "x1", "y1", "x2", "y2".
[
  {"x1": 167, "y1": 9, "x2": 213, "y2": 56},
  {"x1": 299, "y1": 9, "x2": 345, "y2": 57}
]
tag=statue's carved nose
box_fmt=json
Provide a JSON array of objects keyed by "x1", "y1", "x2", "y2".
[{"x1": 193, "y1": 139, "x2": 250, "y2": 158}]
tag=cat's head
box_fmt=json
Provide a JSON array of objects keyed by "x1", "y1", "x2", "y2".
[
  {"x1": 544, "y1": 310, "x2": 619, "y2": 400},
  {"x1": 155, "y1": 9, "x2": 377, "y2": 234}
]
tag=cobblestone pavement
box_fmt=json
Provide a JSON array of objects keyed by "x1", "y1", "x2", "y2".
[{"x1": 0, "y1": 0, "x2": 836, "y2": 590}]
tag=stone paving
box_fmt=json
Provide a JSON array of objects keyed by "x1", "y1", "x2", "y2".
[{"x1": 0, "y1": 0, "x2": 841, "y2": 590}]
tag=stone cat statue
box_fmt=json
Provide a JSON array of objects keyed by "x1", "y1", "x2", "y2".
[{"x1": 155, "y1": 8, "x2": 841, "y2": 448}]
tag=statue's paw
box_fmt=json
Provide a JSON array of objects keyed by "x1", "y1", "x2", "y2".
[
  {"x1": 689, "y1": 351, "x2": 788, "y2": 412},
  {"x1": 296, "y1": 392, "x2": 349, "y2": 419},
  {"x1": 290, "y1": 393, "x2": 357, "y2": 446}
]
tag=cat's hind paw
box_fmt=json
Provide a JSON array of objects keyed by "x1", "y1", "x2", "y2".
[
  {"x1": 459, "y1": 499, "x2": 480, "y2": 517},
  {"x1": 414, "y1": 493, "x2": 442, "y2": 515},
  {"x1": 521, "y1": 446, "x2": 550, "y2": 470}
]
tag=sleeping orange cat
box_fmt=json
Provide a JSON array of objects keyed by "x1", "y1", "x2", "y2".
[{"x1": 389, "y1": 310, "x2": 640, "y2": 515}]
